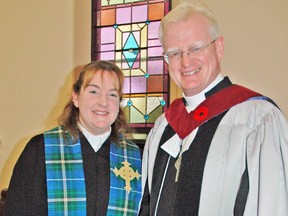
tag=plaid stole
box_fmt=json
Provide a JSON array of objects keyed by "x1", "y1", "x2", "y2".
[
  {"x1": 44, "y1": 126, "x2": 86, "y2": 216},
  {"x1": 44, "y1": 126, "x2": 142, "y2": 216},
  {"x1": 108, "y1": 140, "x2": 142, "y2": 215}
]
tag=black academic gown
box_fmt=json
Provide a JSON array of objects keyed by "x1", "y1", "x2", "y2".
[{"x1": 5, "y1": 132, "x2": 111, "y2": 216}]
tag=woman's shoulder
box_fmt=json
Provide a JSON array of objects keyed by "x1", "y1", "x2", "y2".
[
  {"x1": 12, "y1": 133, "x2": 45, "y2": 173},
  {"x1": 24, "y1": 133, "x2": 45, "y2": 151}
]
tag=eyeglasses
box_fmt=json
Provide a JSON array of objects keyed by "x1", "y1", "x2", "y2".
[{"x1": 163, "y1": 39, "x2": 217, "y2": 64}]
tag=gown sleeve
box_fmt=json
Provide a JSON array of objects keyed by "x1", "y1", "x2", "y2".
[
  {"x1": 245, "y1": 107, "x2": 288, "y2": 216},
  {"x1": 4, "y1": 134, "x2": 48, "y2": 216}
]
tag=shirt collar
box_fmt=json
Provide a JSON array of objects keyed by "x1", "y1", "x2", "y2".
[
  {"x1": 77, "y1": 123, "x2": 111, "y2": 153},
  {"x1": 184, "y1": 74, "x2": 224, "y2": 112}
]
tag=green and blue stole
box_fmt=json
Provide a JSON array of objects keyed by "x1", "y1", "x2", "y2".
[{"x1": 44, "y1": 126, "x2": 142, "y2": 216}]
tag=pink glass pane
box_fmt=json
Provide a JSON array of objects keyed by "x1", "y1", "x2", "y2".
[
  {"x1": 148, "y1": 21, "x2": 160, "y2": 39},
  {"x1": 117, "y1": 7, "x2": 131, "y2": 24},
  {"x1": 132, "y1": 5, "x2": 147, "y2": 22},
  {"x1": 101, "y1": 27, "x2": 115, "y2": 44},
  {"x1": 148, "y1": 46, "x2": 162, "y2": 57},
  {"x1": 122, "y1": 32, "x2": 129, "y2": 46},
  {"x1": 131, "y1": 76, "x2": 146, "y2": 93},
  {"x1": 100, "y1": 51, "x2": 114, "y2": 60},
  {"x1": 148, "y1": 39, "x2": 161, "y2": 47},
  {"x1": 148, "y1": 59, "x2": 163, "y2": 75},
  {"x1": 101, "y1": 44, "x2": 115, "y2": 52},
  {"x1": 123, "y1": 77, "x2": 130, "y2": 94},
  {"x1": 132, "y1": 54, "x2": 140, "y2": 68},
  {"x1": 133, "y1": 31, "x2": 140, "y2": 45},
  {"x1": 121, "y1": 60, "x2": 130, "y2": 69}
]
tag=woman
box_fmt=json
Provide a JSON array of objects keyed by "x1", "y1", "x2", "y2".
[{"x1": 5, "y1": 61, "x2": 142, "y2": 215}]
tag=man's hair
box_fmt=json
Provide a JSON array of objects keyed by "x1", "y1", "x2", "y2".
[{"x1": 158, "y1": 2, "x2": 220, "y2": 47}]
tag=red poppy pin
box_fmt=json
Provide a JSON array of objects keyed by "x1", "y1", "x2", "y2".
[{"x1": 194, "y1": 106, "x2": 209, "y2": 121}]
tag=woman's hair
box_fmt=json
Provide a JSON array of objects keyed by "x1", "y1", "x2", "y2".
[
  {"x1": 158, "y1": 2, "x2": 220, "y2": 48},
  {"x1": 58, "y1": 60, "x2": 130, "y2": 143}
]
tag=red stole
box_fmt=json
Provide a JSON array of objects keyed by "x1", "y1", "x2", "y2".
[{"x1": 165, "y1": 85, "x2": 261, "y2": 139}]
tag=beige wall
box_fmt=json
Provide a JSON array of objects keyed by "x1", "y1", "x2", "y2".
[
  {"x1": 0, "y1": 0, "x2": 287, "y2": 190},
  {"x1": 0, "y1": 0, "x2": 91, "y2": 189}
]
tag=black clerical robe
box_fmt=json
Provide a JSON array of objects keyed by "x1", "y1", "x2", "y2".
[{"x1": 5, "y1": 132, "x2": 111, "y2": 216}]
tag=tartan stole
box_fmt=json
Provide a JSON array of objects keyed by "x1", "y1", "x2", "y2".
[
  {"x1": 108, "y1": 137, "x2": 142, "y2": 215},
  {"x1": 44, "y1": 126, "x2": 142, "y2": 216}
]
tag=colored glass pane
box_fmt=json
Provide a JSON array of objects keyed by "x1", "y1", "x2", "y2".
[
  {"x1": 148, "y1": 3, "x2": 164, "y2": 21},
  {"x1": 147, "y1": 75, "x2": 163, "y2": 92},
  {"x1": 147, "y1": 96, "x2": 164, "y2": 114},
  {"x1": 101, "y1": 9, "x2": 115, "y2": 26},
  {"x1": 130, "y1": 107, "x2": 144, "y2": 123},
  {"x1": 147, "y1": 105, "x2": 163, "y2": 123},
  {"x1": 132, "y1": 5, "x2": 147, "y2": 22},
  {"x1": 131, "y1": 76, "x2": 146, "y2": 93},
  {"x1": 117, "y1": 7, "x2": 131, "y2": 24},
  {"x1": 123, "y1": 77, "x2": 130, "y2": 94},
  {"x1": 101, "y1": 0, "x2": 144, "y2": 7},
  {"x1": 147, "y1": 59, "x2": 162, "y2": 75},
  {"x1": 101, "y1": 27, "x2": 115, "y2": 43},
  {"x1": 131, "y1": 97, "x2": 146, "y2": 114},
  {"x1": 148, "y1": 21, "x2": 160, "y2": 39}
]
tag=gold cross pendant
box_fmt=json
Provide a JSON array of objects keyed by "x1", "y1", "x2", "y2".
[{"x1": 113, "y1": 160, "x2": 141, "y2": 193}]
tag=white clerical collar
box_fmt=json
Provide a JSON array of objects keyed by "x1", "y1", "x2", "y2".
[
  {"x1": 77, "y1": 122, "x2": 111, "y2": 153},
  {"x1": 184, "y1": 74, "x2": 224, "y2": 112}
]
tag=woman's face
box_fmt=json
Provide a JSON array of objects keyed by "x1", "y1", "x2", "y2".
[{"x1": 72, "y1": 70, "x2": 120, "y2": 135}]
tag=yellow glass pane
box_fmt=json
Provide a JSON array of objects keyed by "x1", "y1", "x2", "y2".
[
  {"x1": 122, "y1": 69, "x2": 130, "y2": 77},
  {"x1": 116, "y1": 28, "x2": 122, "y2": 50},
  {"x1": 101, "y1": 0, "x2": 141, "y2": 6},
  {"x1": 125, "y1": 0, "x2": 142, "y2": 4},
  {"x1": 118, "y1": 25, "x2": 131, "y2": 32},
  {"x1": 131, "y1": 69, "x2": 145, "y2": 76},
  {"x1": 140, "y1": 25, "x2": 148, "y2": 47},
  {"x1": 130, "y1": 106, "x2": 145, "y2": 123},
  {"x1": 131, "y1": 97, "x2": 146, "y2": 114},
  {"x1": 131, "y1": 23, "x2": 142, "y2": 31}
]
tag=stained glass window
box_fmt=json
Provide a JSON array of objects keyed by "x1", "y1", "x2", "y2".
[{"x1": 92, "y1": 0, "x2": 171, "y2": 133}]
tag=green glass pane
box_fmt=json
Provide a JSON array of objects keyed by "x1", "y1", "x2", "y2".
[
  {"x1": 147, "y1": 105, "x2": 163, "y2": 123},
  {"x1": 123, "y1": 106, "x2": 130, "y2": 123}
]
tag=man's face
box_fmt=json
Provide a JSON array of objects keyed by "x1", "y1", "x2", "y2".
[{"x1": 163, "y1": 13, "x2": 224, "y2": 96}]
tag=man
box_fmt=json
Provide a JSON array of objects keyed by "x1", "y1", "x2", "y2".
[{"x1": 140, "y1": 2, "x2": 288, "y2": 216}]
